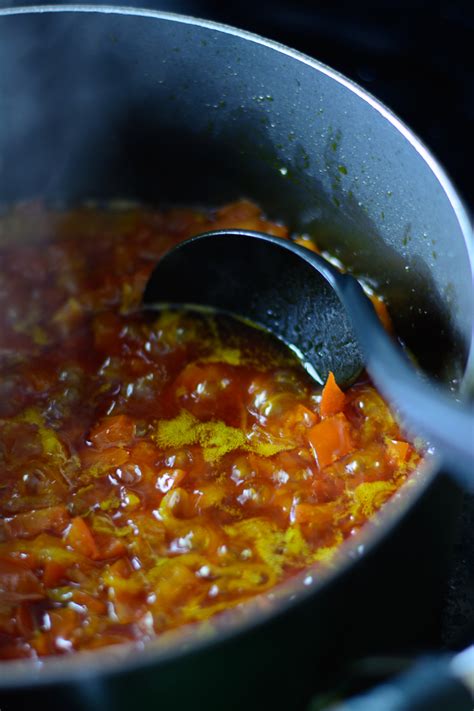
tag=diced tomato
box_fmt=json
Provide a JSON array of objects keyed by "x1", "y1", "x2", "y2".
[
  {"x1": 320, "y1": 372, "x2": 346, "y2": 418},
  {"x1": 43, "y1": 561, "x2": 67, "y2": 588},
  {"x1": 0, "y1": 552, "x2": 38, "y2": 570},
  {"x1": 246, "y1": 453, "x2": 274, "y2": 479},
  {"x1": 0, "y1": 558, "x2": 44, "y2": 602},
  {"x1": 386, "y1": 439, "x2": 410, "y2": 464},
  {"x1": 89, "y1": 415, "x2": 135, "y2": 450},
  {"x1": 307, "y1": 413, "x2": 354, "y2": 469},
  {"x1": 65, "y1": 517, "x2": 100, "y2": 559},
  {"x1": 4, "y1": 506, "x2": 70, "y2": 540},
  {"x1": 293, "y1": 502, "x2": 337, "y2": 534},
  {"x1": 293, "y1": 502, "x2": 328, "y2": 524},
  {"x1": 94, "y1": 534, "x2": 127, "y2": 561},
  {"x1": 80, "y1": 445, "x2": 129, "y2": 469}
]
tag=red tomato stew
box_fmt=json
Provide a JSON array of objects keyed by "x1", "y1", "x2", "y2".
[{"x1": 0, "y1": 200, "x2": 422, "y2": 660}]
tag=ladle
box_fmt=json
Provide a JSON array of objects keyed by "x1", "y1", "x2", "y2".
[{"x1": 144, "y1": 229, "x2": 474, "y2": 486}]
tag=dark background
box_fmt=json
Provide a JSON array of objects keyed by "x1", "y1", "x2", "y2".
[{"x1": 1, "y1": 0, "x2": 473, "y2": 684}]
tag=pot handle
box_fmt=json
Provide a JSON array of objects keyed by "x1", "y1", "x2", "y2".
[{"x1": 324, "y1": 654, "x2": 473, "y2": 711}]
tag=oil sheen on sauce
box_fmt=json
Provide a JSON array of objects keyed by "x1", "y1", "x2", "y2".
[{"x1": 0, "y1": 200, "x2": 421, "y2": 659}]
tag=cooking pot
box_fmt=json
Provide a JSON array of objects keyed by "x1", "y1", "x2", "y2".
[{"x1": 0, "y1": 6, "x2": 473, "y2": 710}]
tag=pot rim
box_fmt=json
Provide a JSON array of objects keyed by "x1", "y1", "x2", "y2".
[{"x1": 0, "y1": 3, "x2": 472, "y2": 689}]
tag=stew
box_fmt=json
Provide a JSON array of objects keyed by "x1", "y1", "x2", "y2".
[{"x1": 0, "y1": 200, "x2": 421, "y2": 660}]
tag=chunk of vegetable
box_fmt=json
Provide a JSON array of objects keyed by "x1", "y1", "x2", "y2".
[
  {"x1": 4, "y1": 506, "x2": 70, "y2": 540},
  {"x1": 307, "y1": 413, "x2": 354, "y2": 469},
  {"x1": 65, "y1": 517, "x2": 100, "y2": 559},
  {"x1": 89, "y1": 415, "x2": 135, "y2": 449},
  {"x1": 320, "y1": 371, "x2": 346, "y2": 418}
]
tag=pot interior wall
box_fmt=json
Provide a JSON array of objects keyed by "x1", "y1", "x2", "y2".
[{"x1": 0, "y1": 9, "x2": 472, "y2": 382}]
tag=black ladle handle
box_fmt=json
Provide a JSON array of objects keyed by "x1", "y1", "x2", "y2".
[{"x1": 327, "y1": 266, "x2": 474, "y2": 488}]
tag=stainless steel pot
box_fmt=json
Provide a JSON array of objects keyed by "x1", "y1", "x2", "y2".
[{"x1": 0, "y1": 6, "x2": 472, "y2": 710}]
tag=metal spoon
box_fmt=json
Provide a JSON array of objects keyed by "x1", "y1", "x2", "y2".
[{"x1": 143, "y1": 229, "x2": 474, "y2": 486}]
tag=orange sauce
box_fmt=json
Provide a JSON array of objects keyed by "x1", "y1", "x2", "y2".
[{"x1": 0, "y1": 200, "x2": 420, "y2": 659}]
